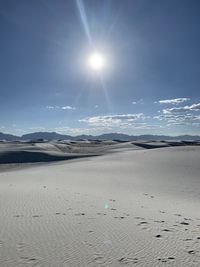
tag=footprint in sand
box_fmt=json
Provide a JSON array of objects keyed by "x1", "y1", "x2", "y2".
[
  {"x1": 184, "y1": 217, "x2": 193, "y2": 221},
  {"x1": 162, "y1": 228, "x2": 172, "y2": 232},
  {"x1": 143, "y1": 193, "x2": 154, "y2": 199},
  {"x1": 93, "y1": 256, "x2": 104, "y2": 264},
  {"x1": 20, "y1": 256, "x2": 42, "y2": 265},
  {"x1": 27, "y1": 258, "x2": 38, "y2": 263},
  {"x1": 155, "y1": 234, "x2": 162, "y2": 238},
  {"x1": 159, "y1": 210, "x2": 166, "y2": 214},
  {"x1": 158, "y1": 257, "x2": 175, "y2": 262},
  {"x1": 138, "y1": 221, "x2": 148, "y2": 226},
  {"x1": 75, "y1": 213, "x2": 85, "y2": 216},
  {"x1": 158, "y1": 258, "x2": 167, "y2": 263},
  {"x1": 14, "y1": 215, "x2": 23, "y2": 218},
  {"x1": 90, "y1": 254, "x2": 105, "y2": 264},
  {"x1": 180, "y1": 221, "x2": 190, "y2": 226},
  {"x1": 154, "y1": 220, "x2": 165, "y2": 223},
  {"x1": 174, "y1": 213, "x2": 182, "y2": 217},
  {"x1": 188, "y1": 250, "x2": 196, "y2": 254},
  {"x1": 118, "y1": 257, "x2": 138, "y2": 265}
]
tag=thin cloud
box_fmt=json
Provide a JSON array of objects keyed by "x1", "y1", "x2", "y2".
[
  {"x1": 46, "y1": 106, "x2": 75, "y2": 110},
  {"x1": 61, "y1": 106, "x2": 76, "y2": 110},
  {"x1": 154, "y1": 113, "x2": 200, "y2": 126},
  {"x1": 163, "y1": 103, "x2": 200, "y2": 114},
  {"x1": 79, "y1": 113, "x2": 145, "y2": 127},
  {"x1": 131, "y1": 99, "x2": 144, "y2": 105},
  {"x1": 157, "y1": 98, "x2": 190, "y2": 105},
  {"x1": 46, "y1": 106, "x2": 58, "y2": 109}
]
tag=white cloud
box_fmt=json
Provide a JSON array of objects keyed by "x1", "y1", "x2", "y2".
[
  {"x1": 157, "y1": 98, "x2": 190, "y2": 105},
  {"x1": 188, "y1": 103, "x2": 200, "y2": 110},
  {"x1": 163, "y1": 103, "x2": 200, "y2": 114},
  {"x1": 131, "y1": 99, "x2": 144, "y2": 105},
  {"x1": 154, "y1": 113, "x2": 200, "y2": 126},
  {"x1": 46, "y1": 105, "x2": 75, "y2": 110},
  {"x1": 79, "y1": 113, "x2": 145, "y2": 127},
  {"x1": 61, "y1": 106, "x2": 76, "y2": 110}
]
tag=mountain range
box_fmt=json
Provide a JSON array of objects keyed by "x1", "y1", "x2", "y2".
[{"x1": 0, "y1": 131, "x2": 200, "y2": 141}]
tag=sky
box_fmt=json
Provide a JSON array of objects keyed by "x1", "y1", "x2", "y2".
[{"x1": 0, "y1": 0, "x2": 200, "y2": 136}]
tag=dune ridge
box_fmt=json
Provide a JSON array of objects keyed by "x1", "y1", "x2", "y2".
[{"x1": 0, "y1": 140, "x2": 199, "y2": 165}]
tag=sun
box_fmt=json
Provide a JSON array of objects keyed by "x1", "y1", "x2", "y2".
[{"x1": 88, "y1": 52, "x2": 105, "y2": 71}]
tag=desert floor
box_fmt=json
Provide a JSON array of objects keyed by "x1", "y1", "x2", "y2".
[{"x1": 0, "y1": 142, "x2": 200, "y2": 266}]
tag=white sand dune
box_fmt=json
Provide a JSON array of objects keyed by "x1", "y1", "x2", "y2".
[
  {"x1": 0, "y1": 140, "x2": 140, "y2": 163},
  {"x1": 0, "y1": 145, "x2": 200, "y2": 266}
]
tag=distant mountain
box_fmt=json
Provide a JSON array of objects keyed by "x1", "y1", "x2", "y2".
[
  {"x1": 137, "y1": 134, "x2": 200, "y2": 141},
  {"x1": 97, "y1": 133, "x2": 133, "y2": 141},
  {"x1": 96, "y1": 133, "x2": 200, "y2": 141},
  {"x1": 21, "y1": 132, "x2": 72, "y2": 141},
  {"x1": 0, "y1": 131, "x2": 200, "y2": 141},
  {"x1": 0, "y1": 132, "x2": 19, "y2": 141}
]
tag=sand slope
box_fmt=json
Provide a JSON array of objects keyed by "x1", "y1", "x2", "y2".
[
  {"x1": 0, "y1": 140, "x2": 142, "y2": 165},
  {"x1": 0, "y1": 146, "x2": 200, "y2": 266},
  {"x1": 1, "y1": 139, "x2": 197, "y2": 165}
]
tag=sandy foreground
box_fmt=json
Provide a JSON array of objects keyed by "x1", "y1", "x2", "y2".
[{"x1": 0, "y1": 144, "x2": 200, "y2": 266}]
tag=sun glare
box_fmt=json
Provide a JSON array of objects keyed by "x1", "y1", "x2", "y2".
[{"x1": 88, "y1": 52, "x2": 105, "y2": 71}]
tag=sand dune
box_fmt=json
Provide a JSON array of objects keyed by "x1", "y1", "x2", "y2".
[
  {"x1": 0, "y1": 140, "x2": 141, "y2": 165},
  {"x1": 0, "y1": 139, "x2": 197, "y2": 165},
  {"x1": 0, "y1": 144, "x2": 200, "y2": 266}
]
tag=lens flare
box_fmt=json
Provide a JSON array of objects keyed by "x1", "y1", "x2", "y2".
[{"x1": 88, "y1": 52, "x2": 105, "y2": 71}]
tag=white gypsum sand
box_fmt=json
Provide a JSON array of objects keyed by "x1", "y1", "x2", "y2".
[{"x1": 0, "y1": 145, "x2": 200, "y2": 266}]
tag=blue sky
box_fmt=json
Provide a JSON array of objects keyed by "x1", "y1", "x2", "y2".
[{"x1": 0, "y1": 0, "x2": 200, "y2": 136}]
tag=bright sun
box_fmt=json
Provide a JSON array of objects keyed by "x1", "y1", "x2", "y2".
[{"x1": 88, "y1": 52, "x2": 105, "y2": 71}]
